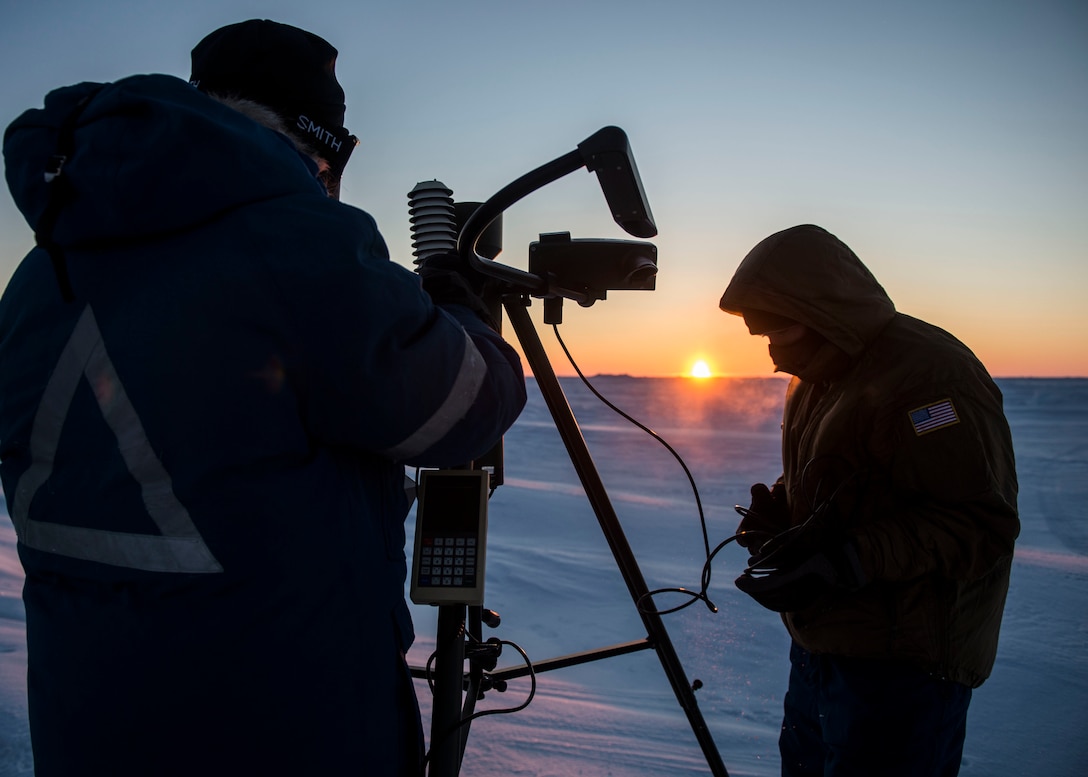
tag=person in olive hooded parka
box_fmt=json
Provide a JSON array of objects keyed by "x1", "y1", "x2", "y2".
[{"x1": 720, "y1": 225, "x2": 1019, "y2": 777}]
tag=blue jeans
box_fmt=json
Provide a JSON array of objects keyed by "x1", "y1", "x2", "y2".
[{"x1": 780, "y1": 641, "x2": 972, "y2": 777}]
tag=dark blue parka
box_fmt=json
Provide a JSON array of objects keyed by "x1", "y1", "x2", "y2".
[{"x1": 0, "y1": 74, "x2": 526, "y2": 775}]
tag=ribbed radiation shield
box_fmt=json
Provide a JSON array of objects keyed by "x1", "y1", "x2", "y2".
[{"x1": 408, "y1": 180, "x2": 457, "y2": 264}]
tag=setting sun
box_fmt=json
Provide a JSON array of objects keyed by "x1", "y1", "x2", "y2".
[{"x1": 690, "y1": 360, "x2": 712, "y2": 378}]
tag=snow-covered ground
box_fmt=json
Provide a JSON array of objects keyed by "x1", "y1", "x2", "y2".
[{"x1": 1, "y1": 377, "x2": 1085, "y2": 776}]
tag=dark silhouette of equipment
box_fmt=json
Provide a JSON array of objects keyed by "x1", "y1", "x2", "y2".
[{"x1": 407, "y1": 126, "x2": 729, "y2": 777}]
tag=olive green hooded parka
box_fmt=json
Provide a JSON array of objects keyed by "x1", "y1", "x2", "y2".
[{"x1": 721, "y1": 225, "x2": 1019, "y2": 688}]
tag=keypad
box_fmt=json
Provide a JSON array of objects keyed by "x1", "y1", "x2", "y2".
[{"x1": 418, "y1": 535, "x2": 478, "y2": 587}]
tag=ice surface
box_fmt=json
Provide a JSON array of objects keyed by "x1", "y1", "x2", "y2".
[{"x1": 0, "y1": 377, "x2": 1085, "y2": 776}]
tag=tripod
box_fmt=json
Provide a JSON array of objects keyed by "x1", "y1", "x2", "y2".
[{"x1": 408, "y1": 127, "x2": 730, "y2": 777}]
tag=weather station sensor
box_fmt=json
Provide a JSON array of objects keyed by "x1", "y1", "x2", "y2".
[{"x1": 529, "y1": 231, "x2": 657, "y2": 305}]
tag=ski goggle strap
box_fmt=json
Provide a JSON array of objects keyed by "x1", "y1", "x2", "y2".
[{"x1": 290, "y1": 113, "x2": 358, "y2": 177}]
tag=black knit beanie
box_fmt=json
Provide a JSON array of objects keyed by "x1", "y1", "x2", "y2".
[{"x1": 190, "y1": 19, "x2": 356, "y2": 176}]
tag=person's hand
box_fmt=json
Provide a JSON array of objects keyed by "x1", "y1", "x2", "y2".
[
  {"x1": 415, "y1": 251, "x2": 489, "y2": 293},
  {"x1": 416, "y1": 252, "x2": 497, "y2": 328},
  {"x1": 734, "y1": 516, "x2": 866, "y2": 612},
  {"x1": 735, "y1": 482, "x2": 790, "y2": 552}
]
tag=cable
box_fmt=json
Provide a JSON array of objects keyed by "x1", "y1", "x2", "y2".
[
  {"x1": 551, "y1": 324, "x2": 723, "y2": 615},
  {"x1": 421, "y1": 632, "x2": 537, "y2": 770},
  {"x1": 461, "y1": 638, "x2": 537, "y2": 721},
  {"x1": 550, "y1": 328, "x2": 870, "y2": 613}
]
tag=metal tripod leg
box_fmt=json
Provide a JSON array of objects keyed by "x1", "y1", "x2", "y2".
[
  {"x1": 429, "y1": 604, "x2": 466, "y2": 776},
  {"x1": 503, "y1": 298, "x2": 729, "y2": 777}
]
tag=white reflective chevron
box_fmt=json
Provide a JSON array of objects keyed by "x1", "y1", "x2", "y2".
[
  {"x1": 382, "y1": 330, "x2": 488, "y2": 461},
  {"x1": 11, "y1": 305, "x2": 222, "y2": 573}
]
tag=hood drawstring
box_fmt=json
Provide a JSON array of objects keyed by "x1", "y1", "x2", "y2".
[{"x1": 35, "y1": 89, "x2": 101, "y2": 303}]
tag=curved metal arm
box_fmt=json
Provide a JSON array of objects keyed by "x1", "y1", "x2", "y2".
[
  {"x1": 456, "y1": 149, "x2": 583, "y2": 294},
  {"x1": 456, "y1": 126, "x2": 657, "y2": 302}
]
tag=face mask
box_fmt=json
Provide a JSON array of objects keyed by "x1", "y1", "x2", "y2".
[
  {"x1": 769, "y1": 329, "x2": 852, "y2": 382},
  {"x1": 768, "y1": 328, "x2": 824, "y2": 374}
]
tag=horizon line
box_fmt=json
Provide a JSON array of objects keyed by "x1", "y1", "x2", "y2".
[{"x1": 539, "y1": 373, "x2": 1088, "y2": 380}]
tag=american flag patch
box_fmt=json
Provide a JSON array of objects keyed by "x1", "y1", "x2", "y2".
[{"x1": 909, "y1": 399, "x2": 960, "y2": 435}]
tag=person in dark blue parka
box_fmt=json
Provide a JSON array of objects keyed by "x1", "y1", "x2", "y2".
[{"x1": 0, "y1": 19, "x2": 526, "y2": 776}]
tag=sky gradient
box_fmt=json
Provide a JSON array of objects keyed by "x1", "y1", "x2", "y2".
[{"x1": 2, "y1": 0, "x2": 1085, "y2": 377}]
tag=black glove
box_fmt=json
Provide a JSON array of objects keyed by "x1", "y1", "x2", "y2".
[
  {"x1": 734, "y1": 515, "x2": 866, "y2": 613},
  {"x1": 415, "y1": 251, "x2": 498, "y2": 327},
  {"x1": 735, "y1": 482, "x2": 790, "y2": 552}
]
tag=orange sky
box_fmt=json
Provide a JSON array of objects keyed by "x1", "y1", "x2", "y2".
[{"x1": 503, "y1": 284, "x2": 1087, "y2": 380}]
